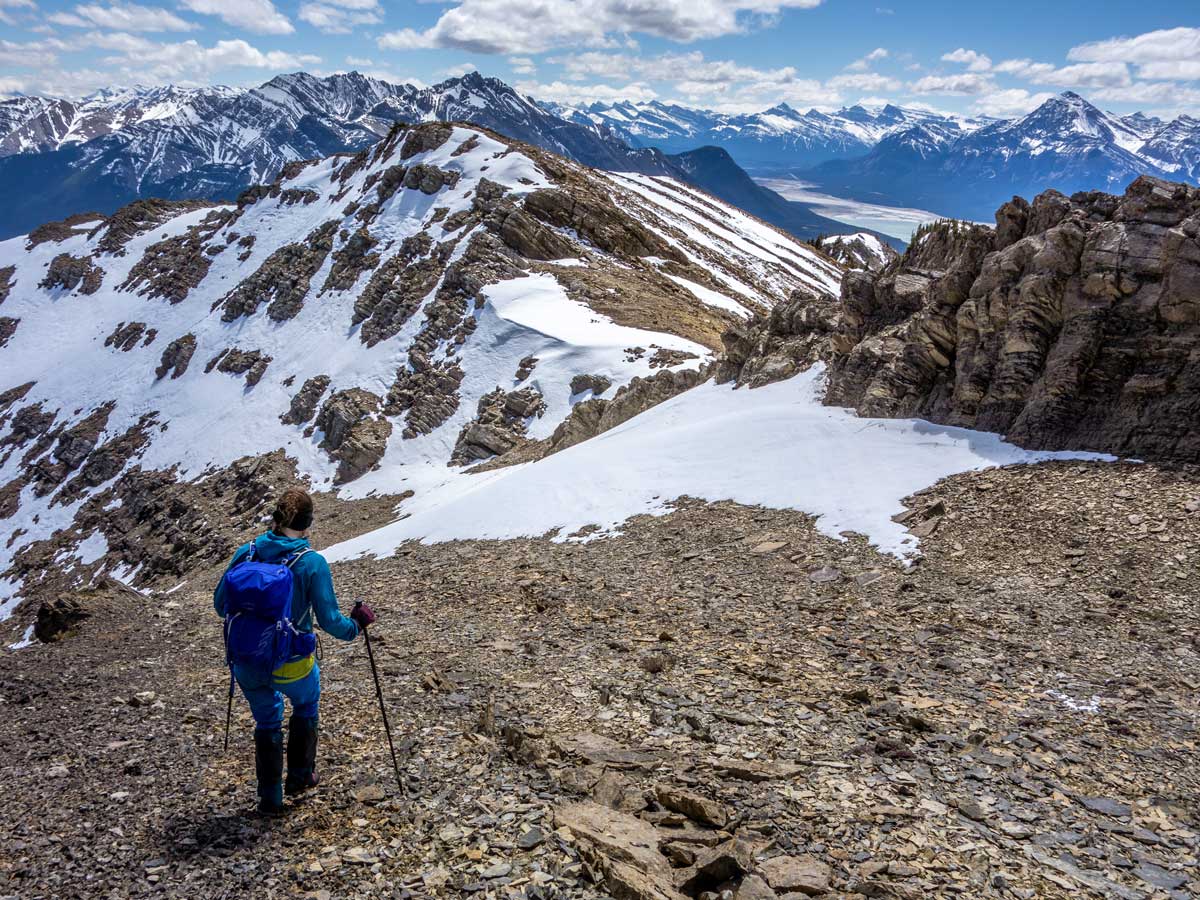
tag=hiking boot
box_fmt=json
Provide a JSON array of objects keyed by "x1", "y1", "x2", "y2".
[
  {"x1": 285, "y1": 714, "x2": 320, "y2": 797},
  {"x1": 254, "y1": 727, "x2": 285, "y2": 815}
]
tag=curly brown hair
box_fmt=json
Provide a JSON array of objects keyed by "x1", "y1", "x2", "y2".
[{"x1": 272, "y1": 487, "x2": 314, "y2": 533}]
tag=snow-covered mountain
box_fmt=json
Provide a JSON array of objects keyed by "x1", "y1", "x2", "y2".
[
  {"x1": 0, "y1": 71, "x2": 877, "y2": 244},
  {"x1": 810, "y1": 232, "x2": 898, "y2": 272},
  {"x1": 805, "y1": 92, "x2": 1200, "y2": 220},
  {"x1": 0, "y1": 121, "x2": 842, "y2": 616},
  {"x1": 547, "y1": 98, "x2": 990, "y2": 171},
  {"x1": 0, "y1": 72, "x2": 673, "y2": 239}
]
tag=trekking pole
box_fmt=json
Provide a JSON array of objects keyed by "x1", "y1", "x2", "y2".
[
  {"x1": 356, "y1": 601, "x2": 404, "y2": 795},
  {"x1": 223, "y1": 671, "x2": 235, "y2": 752}
]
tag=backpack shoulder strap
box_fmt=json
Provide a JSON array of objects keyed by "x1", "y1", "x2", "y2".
[{"x1": 285, "y1": 548, "x2": 312, "y2": 569}]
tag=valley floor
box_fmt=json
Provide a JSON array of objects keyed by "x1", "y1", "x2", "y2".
[{"x1": 0, "y1": 460, "x2": 1197, "y2": 899}]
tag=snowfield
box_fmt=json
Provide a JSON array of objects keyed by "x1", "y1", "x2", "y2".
[{"x1": 327, "y1": 367, "x2": 1112, "y2": 564}]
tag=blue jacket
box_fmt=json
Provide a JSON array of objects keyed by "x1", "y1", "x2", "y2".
[{"x1": 213, "y1": 531, "x2": 359, "y2": 642}]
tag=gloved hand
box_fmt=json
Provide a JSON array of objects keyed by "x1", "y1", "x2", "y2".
[{"x1": 351, "y1": 600, "x2": 376, "y2": 631}]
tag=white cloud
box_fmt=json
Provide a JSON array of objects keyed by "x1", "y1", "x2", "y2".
[
  {"x1": 909, "y1": 72, "x2": 994, "y2": 95},
  {"x1": 299, "y1": 0, "x2": 381, "y2": 34},
  {"x1": 345, "y1": 55, "x2": 375, "y2": 67},
  {"x1": 1136, "y1": 60, "x2": 1200, "y2": 81},
  {"x1": 846, "y1": 47, "x2": 887, "y2": 72},
  {"x1": 48, "y1": 2, "x2": 196, "y2": 32},
  {"x1": 1068, "y1": 27, "x2": 1200, "y2": 65},
  {"x1": 0, "y1": 37, "x2": 70, "y2": 67},
  {"x1": 96, "y1": 36, "x2": 318, "y2": 80},
  {"x1": 994, "y1": 58, "x2": 1131, "y2": 89},
  {"x1": 941, "y1": 48, "x2": 991, "y2": 72},
  {"x1": 179, "y1": 0, "x2": 293, "y2": 35},
  {"x1": 380, "y1": 0, "x2": 824, "y2": 56},
  {"x1": 508, "y1": 56, "x2": 536, "y2": 76},
  {"x1": 970, "y1": 88, "x2": 1054, "y2": 118},
  {"x1": 441, "y1": 62, "x2": 478, "y2": 78},
  {"x1": 0, "y1": 0, "x2": 35, "y2": 26},
  {"x1": 516, "y1": 79, "x2": 659, "y2": 106},
  {"x1": 828, "y1": 72, "x2": 900, "y2": 92}
]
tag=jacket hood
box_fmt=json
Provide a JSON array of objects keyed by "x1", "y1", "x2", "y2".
[{"x1": 252, "y1": 530, "x2": 311, "y2": 562}]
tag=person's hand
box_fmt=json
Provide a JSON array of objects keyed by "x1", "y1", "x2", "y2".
[{"x1": 351, "y1": 600, "x2": 376, "y2": 631}]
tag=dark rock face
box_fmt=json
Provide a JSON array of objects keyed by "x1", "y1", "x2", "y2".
[
  {"x1": 779, "y1": 176, "x2": 1200, "y2": 463},
  {"x1": 451, "y1": 387, "x2": 547, "y2": 465},
  {"x1": 353, "y1": 234, "x2": 455, "y2": 347},
  {"x1": 548, "y1": 367, "x2": 706, "y2": 454},
  {"x1": 40, "y1": 253, "x2": 103, "y2": 294},
  {"x1": 400, "y1": 123, "x2": 453, "y2": 159},
  {"x1": 315, "y1": 389, "x2": 392, "y2": 483},
  {"x1": 524, "y1": 187, "x2": 683, "y2": 261},
  {"x1": 281, "y1": 375, "x2": 331, "y2": 426},
  {"x1": 403, "y1": 164, "x2": 461, "y2": 195},
  {"x1": 121, "y1": 209, "x2": 231, "y2": 303},
  {"x1": 0, "y1": 316, "x2": 17, "y2": 348},
  {"x1": 34, "y1": 595, "x2": 91, "y2": 642},
  {"x1": 220, "y1": 220, "x2": 338, "y2": 322},
  {"x1": 25, "y1": 212, "x2": 105, "y2": 249},
  {"x1": 715, "y1": 286, "x2": 841, "y2": 388},
  {"x1": 207, "y1": 348, "x2": 271, "y2": 387},
  {"x1": 154, "y1": 334, "x2": 196, "y2": 380},
  {"x1": 321, "y1": 227, "x2": 380, "y2": 293},
  {"x1": 0, "y1": 265, "x2": 14, "y2": 304},
  {"x1": 570, "y1": 374, "x2": 613, "y2": 396},
  {"x1": 104, "y1": 321, "x2": 148, "y2": 352},
  {"x1": 93, "y1": 198, "x2": 214, "y2": 256}
]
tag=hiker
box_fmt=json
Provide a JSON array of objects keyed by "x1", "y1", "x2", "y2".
[{"x1": 214, "y1": 487, "x2": 376, "y2": 814}]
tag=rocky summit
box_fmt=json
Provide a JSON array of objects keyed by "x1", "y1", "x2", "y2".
[
  {"x1": 0, "y1": 118, "x2": 1198, "y2": 900},
  {"x1": 724, "y1": 175, "x2": 1200, "y2": 465}
]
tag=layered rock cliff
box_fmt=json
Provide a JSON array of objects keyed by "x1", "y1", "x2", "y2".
[{"x1": 723, "y1": 176, "x2": 1200, "y2": 463}]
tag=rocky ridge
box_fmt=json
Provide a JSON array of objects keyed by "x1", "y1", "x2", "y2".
[
  {"x1": 0, "y1": 119, "x2": 838, "y2": 615},
  {"x1": 723, "y1": 175, "x2": 1200, "y2": 465}
]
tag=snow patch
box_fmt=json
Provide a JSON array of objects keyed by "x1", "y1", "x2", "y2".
[{"x1": 327, "y1": 366, "x2": 1112, "y2": 563}]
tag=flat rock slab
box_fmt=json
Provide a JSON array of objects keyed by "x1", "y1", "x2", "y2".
[
  {"x1": 760, "y1": 855, "x2": 832, "y2": 896},
  {"x1": 555, "y1": 801, "x2": 671, "y2": 877},
  {"x1": 552, "y1": 732, "x2": 661, "y2": 769},
  {"x1": 711, "y1": 757, "x2": 805, "y2": 782},
  {"x1": 655, "y1": 784, "x2": 729, "y2": 828}
]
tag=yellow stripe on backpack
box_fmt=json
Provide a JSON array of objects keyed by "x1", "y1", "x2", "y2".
[{"x1": 273, "y1": 654, "x2": 315, "y2": 684}]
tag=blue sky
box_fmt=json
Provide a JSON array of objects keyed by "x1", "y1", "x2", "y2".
[{"x1": 1, "y1": 0, "x2": 1198, "y2": 117}]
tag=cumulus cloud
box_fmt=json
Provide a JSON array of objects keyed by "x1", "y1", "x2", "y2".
[
  {"x1": 299, "y1": 0, "x2": 381, "y2": 34},
  {"x1": 941, "y1": 48, "x2": 991, "y2": 72},
  {"x1": 380, "y1": 0, "x2": 824, "y2": 56},
  {"x1": 92, "y1": 35, "x2": 318, "y2": 80},
  {"x1": 846, "y1": 47, "x2": 887, "y2": 72},
  {"x1": 179, "y1": 0, "x2": 293, "y2": 35},
  {"x1": 828, "y1": 72, "x2": 901, "y2": 92},
  {"x1": 508, "y1": 56, "x2": 536, "y2": 76},
  {"x1": 515, "y1": 79, "x2": 660, "y2": 106},
  {"x1": 909, "y1": 72, "x2": 994, "y2": 95},
  {"x1": 49, "y1": 2, "x2": 196, "y2": 32},
  {"x1": 1068, "y1": 26, "x2": 1200, "y2": 65},
  {"x1": 0, "y1": 0, "x2": 35, "y2": 26},
  {"x1": 970, "y1": 88, "x2": 1054, "y2": 118}
]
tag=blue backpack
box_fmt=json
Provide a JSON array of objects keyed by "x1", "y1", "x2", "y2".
[{"x1": 222, "y1": 545, "x2": 318, "y2": 672}]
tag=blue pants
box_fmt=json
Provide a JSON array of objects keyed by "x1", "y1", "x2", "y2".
[{"x1": 235, "y1": 659, "x2": 321, "y2": 730}]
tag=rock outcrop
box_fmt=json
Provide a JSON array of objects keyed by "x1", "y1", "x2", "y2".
[
  {"x1": 726, "y1": 176, "x2": 1200, "y2": 463},
  {"x1": 450, "y1": 387, "x2": 546, "y2": 465},
  {"x1": 315, "y1": 389, "x2": 392, "y2": 483},
  {"x1": 154, "y1": 334, "x2": 196, "y2": 380},
  {"x1": 40, "y1": 253, "x2": 103, "y2": 295}
]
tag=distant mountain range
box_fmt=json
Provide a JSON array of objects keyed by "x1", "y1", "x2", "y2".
[
  {"x1": 554, "y1": 91, "x2": 1200, "y2": 222},
  {"x1": 3, "y1": 71, "x2": 1198, "y2": 240},
  {"x1": 547, "y1": 97, "x2": 995, "y2": 170},
  {"x1": 0, "y1": 72, "x2": 851, "y2": 242}
]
